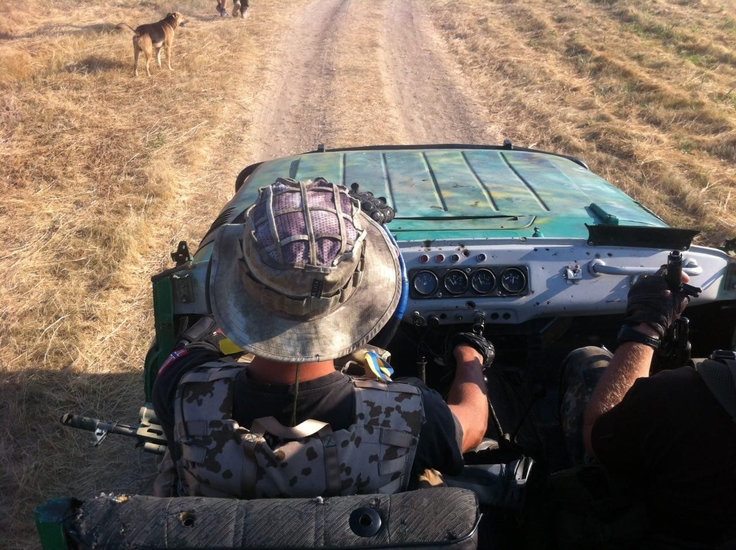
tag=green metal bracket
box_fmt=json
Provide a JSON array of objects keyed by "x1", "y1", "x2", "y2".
[
  {"x1": 35, "y1": 498, "x2": 77, "y2": 550},
  {"x1": 144, "y1": 275, "x2": 176, "y2": 400}
]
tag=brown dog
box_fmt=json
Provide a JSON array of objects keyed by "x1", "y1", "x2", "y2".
[{"x1": 118, "y1": 12, "x2": 187, "y2": 77}]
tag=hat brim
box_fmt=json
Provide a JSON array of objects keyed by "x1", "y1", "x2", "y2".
[{"x1": 208, "y1": 213, "x2": 402, "y2": 362}]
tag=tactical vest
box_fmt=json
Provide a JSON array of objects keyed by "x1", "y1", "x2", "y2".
[{"x1": 173, "y1": 362, "x2": 425, "y2": 499}]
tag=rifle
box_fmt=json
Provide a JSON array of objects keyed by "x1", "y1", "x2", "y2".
[
  {"x1": 60, "y1": 405, "x2": 167, "y2": 455},
  {"x1": 656, "y1": 251, "x2": 702, "y2": 370}
]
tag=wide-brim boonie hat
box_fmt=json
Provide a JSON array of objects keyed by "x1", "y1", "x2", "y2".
[{"x1": 208, "y1": 179, "x2": 401, "y2": 363}]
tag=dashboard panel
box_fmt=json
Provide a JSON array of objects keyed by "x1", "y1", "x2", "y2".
[
  {"x1": 397, "y1": 238, "x2": 733, "y2": 328},
  {"x1": 162, "y1": 237, "x2": 734, "y2": 329}
]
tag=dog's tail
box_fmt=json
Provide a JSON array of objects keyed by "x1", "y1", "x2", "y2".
[{"x1": 116, "y1": 22, "x2": 139, "y2": 35}]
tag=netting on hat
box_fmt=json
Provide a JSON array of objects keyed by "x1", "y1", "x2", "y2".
[{"x1": 251, "y1": 179, "x2": 360, "y2": 268}]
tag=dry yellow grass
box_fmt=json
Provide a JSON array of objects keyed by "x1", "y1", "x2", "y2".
[
  {"x1": 427, "y1": 0, "x2": 736, "y2": 245},
  {"x1": 2, "y1": 0, "x2": 736, "y2": 547}
]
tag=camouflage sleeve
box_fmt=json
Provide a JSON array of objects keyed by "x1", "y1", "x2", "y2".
[
  {"x1": 411, "y1": 383, "x2": 465, "y2": 478},
  {"x1": 151, "y1": 342, "x2": 221, "y2": 455}
]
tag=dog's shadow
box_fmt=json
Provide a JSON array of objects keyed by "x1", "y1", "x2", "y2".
[{"x1": 67, "y1": 56, "x2": 128, "y2": 74}]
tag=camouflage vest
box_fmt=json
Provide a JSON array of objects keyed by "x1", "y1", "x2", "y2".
[{"x1": 173, "y1": 362, "x2": 425, "y2": 499}]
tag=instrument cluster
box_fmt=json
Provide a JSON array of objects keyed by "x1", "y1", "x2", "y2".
[{"x1": 409, "y1": 265, "x2": 530, "y2": 299}]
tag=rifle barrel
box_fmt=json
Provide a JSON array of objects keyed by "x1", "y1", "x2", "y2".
[{"x1": 60, "y1": 413, "x2": 136, "y2": 437}]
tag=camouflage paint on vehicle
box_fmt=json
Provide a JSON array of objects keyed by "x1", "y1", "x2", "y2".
[{"x1": 200, "y1": 146, "x2": 667, "y2": 260}]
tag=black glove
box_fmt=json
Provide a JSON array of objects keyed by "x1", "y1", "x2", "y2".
[
  {"x1": 349, "y1": 182, "x2": 395, "y2": 225},
  {"x1": 624, "y1": 266, "x2": 690, "y2": 338},
  {"x1": 445, "y1": 332, "x2": 495, "y2": 370}
]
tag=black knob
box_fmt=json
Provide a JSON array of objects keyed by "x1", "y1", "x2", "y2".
[{"x1": 349, "y1": 507, "x2": 382, "y2": 537}]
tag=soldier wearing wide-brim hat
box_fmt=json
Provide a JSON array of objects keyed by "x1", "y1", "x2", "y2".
[{"x1": 152, "y1": 177, "x2": 491, "y2": 499}]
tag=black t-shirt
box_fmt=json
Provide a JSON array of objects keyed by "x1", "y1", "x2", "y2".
[
  {"x1": 152, "y1": 343, "x2": 465, "y2": 486},
  {"x1": 590, "y1": 367, "x2": 736, "y2": 543}
]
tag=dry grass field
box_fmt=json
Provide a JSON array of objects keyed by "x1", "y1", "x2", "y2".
[
  {"x1": 428, "y1": 0, "x2": 736, "y2": 244},
  {"x1": 1, "y1": 0, "x2": 279, "y2": 546},
  {"x1": 1, "y1": 0, "x2": 735, "y2": 547}
]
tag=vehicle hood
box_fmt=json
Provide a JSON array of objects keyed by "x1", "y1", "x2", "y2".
[
  {"x1": 229, "y1": 147, "x2": 666, "y2": 243},
  {"x1": 193, "y1": 146, "x2": 672, "y2": 263}
]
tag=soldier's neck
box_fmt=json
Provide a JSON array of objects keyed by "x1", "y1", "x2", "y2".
[{"x1": 248, "y1": 357, "x2": 337, "y2": 385}]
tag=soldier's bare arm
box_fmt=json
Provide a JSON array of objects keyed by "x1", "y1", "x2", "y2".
[
  {"x1": 582, "y1": 335, "x2": 654, "y2": 458},
  {"x1": 446, "y1": 345, "x2": 489, "y2": 452},
  {"x1": 583, "y1": 268, "x2": 691, "y2": 457}
]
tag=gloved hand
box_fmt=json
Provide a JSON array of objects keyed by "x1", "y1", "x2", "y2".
[
  {"x1": 445, "y1": 332, "x2": 495, "y2": 370},
  {"x1": 624, "y1": 266, "x2": 690, "y2": 338},
  {"x1": 349, "y1": 182, "x2": 395, "y2": 225}
]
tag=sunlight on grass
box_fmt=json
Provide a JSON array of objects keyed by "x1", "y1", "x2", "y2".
[
  {"x1": 427, "y1": 0, "x2": 736, "y2": 239},
  {"x1": 2, "y1": 0, "x2": 736, "y2": 547},
  {"x1": 0, "y1": 0, "x2": 275, "y2": 545}
]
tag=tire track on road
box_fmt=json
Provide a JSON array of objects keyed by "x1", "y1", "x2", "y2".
[
  {"x1": 381, "y1": 0, "x2": 502, "y2": 145},
  {"x1": 248, "y1": 0, "x2": 352, "y2": 160}
]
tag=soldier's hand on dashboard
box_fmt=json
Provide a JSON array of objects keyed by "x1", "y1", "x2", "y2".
[
  {"x1": 446, "y1": 332, "x2": 495, "y2": 370},
  {"x1": 625, "y1": 267, "x2": 690, "y2": 338}
]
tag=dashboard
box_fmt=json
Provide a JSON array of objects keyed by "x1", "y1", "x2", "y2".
[
  {"x1": 397, "y1": 238, "x2": 732, "y2": 328},
  {"x1": 158, "y1": 237, "x2": 733, "y2": 332}
]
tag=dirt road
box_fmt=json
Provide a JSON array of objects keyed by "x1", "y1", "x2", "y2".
[{"x1": 246, "y1": 0, "x2": 501, "y2": 162}]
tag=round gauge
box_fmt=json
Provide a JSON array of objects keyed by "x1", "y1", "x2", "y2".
[
  {"x1": 412, "y1": 270, "x2": 439, "y2": 296},
  {"x1": 471, "y1": 269, "x2": 496, "y2": 294},
  {"x1": 500, "y1": 267, "x2": 527, "y2": 294},
  {"x1": 443, "y1": 269, "x2": 469, "y2": 295}
]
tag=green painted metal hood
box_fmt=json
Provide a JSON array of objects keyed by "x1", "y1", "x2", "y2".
[{"x1": 205, "y1": 146, "x2": 668, "y2": 253}]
